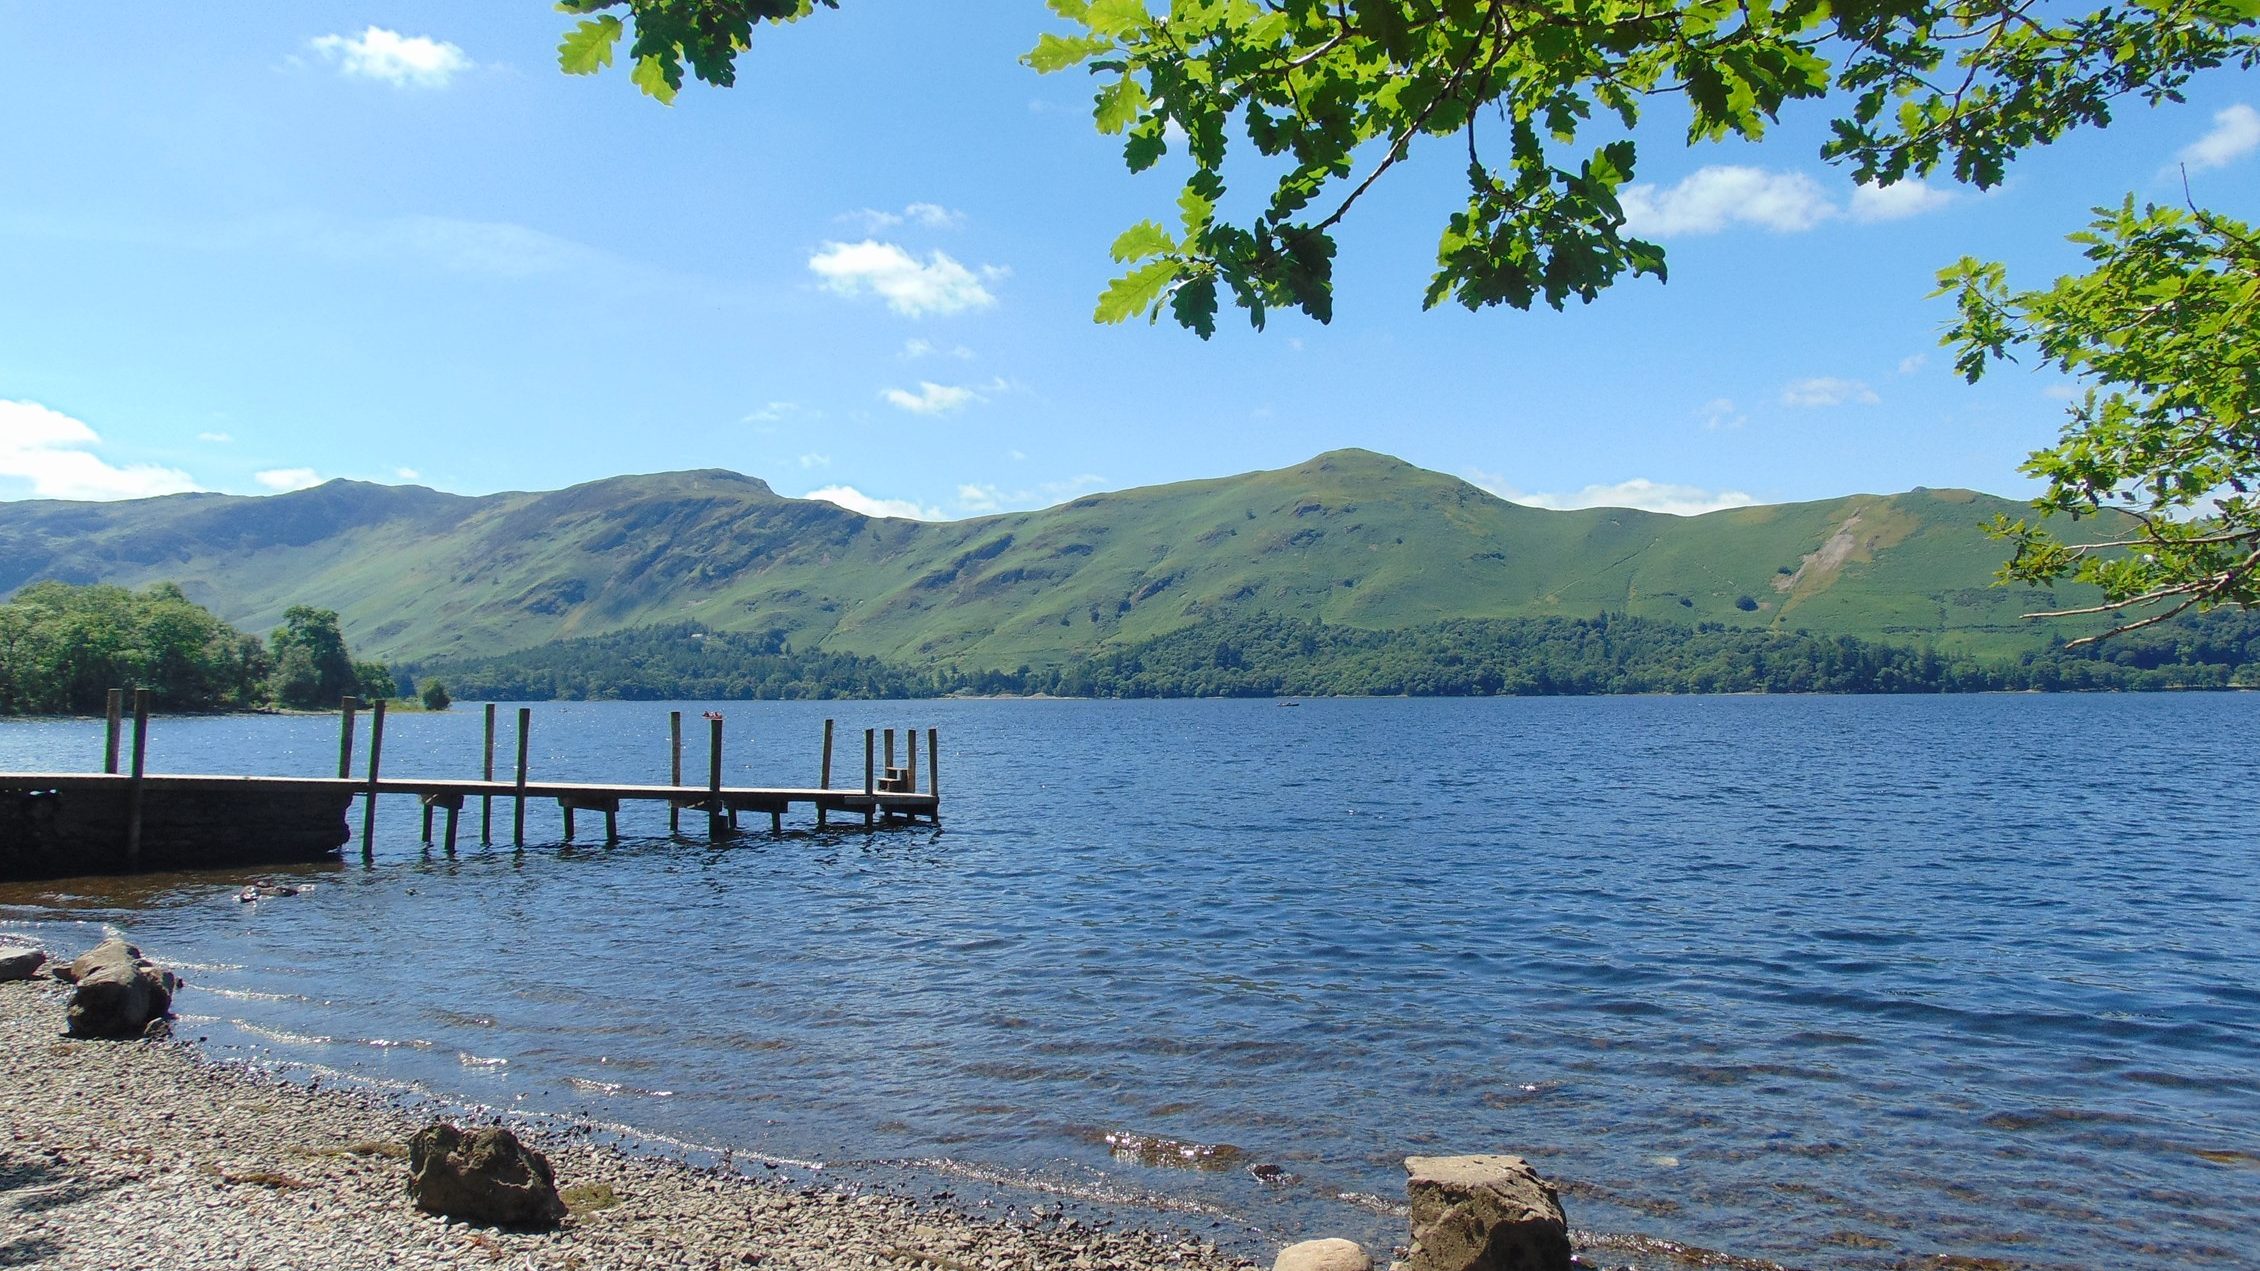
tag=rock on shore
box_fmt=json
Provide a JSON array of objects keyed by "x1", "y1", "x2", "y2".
[{"x1": 0, "y1": 975, "x2": 1255, "y2": 1271}]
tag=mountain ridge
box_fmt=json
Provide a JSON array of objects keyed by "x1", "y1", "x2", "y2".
[{"x1": 0, "y1": 449, "x2": 2106, "y2": 665}]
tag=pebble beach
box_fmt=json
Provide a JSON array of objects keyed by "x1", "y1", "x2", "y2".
[{"x1": 0, "y1": 972, "x2": 1256, "y2": 1271}]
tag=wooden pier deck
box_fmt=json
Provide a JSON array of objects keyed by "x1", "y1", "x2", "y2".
[{"x1": 0, "y1": 692, "x2": 944, "y2": 880}]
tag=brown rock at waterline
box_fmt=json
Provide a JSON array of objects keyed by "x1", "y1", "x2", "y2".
[
  {"x1": 0, "y1": 945, "x2": 45, "y2": 982},
  {"x1": 1273, "y1": 1236, "x2": 1373, "y2": 1271},
  {"x1": 1403, "y1": 1154, "x2": 1571, "y2": 1271},
  {"x1": 64, "y1": 939, "x2": 178, "y2": 1039},
  {"x1": 406, "y1": 1123, "x2": 568, "y2": 1228}
]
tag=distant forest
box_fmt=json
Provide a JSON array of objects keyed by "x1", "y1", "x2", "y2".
[{"x1": 420, "y1": 611, "x2": 2260, "y2": 701}]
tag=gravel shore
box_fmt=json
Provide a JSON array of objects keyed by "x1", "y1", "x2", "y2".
[{"x1": 1, "y1": 973, "x2": 1256, "y2": 1271}]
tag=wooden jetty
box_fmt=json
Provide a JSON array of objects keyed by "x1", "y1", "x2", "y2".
[{"x1": 0, "y1": 692, "x2": 941, "y2": 881}]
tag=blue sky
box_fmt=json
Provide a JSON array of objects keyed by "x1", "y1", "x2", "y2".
[{"x1": 1, "y1": 5, "x2": 2254, "y2": 519}]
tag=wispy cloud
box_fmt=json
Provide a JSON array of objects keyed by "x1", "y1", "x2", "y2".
[
  {"x1": 1696, "y1": 398, "x2": 1745, "y2": 431},
  {"x1": 1897, "y1": 353, "x2": 1929, "y2": 376},
  {"x1": 1467, "y1": 469, "x2": 1757, "y2": 517},
  {"x1": 839, "y1": 203, "x2": 967, "y2": 234},
  {"x1": 1780, "y1": 377, "x2": 1880, "y2": 408},
  {"x1": 394, "y1": 467, "x2": 421, "y2": 481},
  {"x1": 902, "y1": 338, "x2": 975, "y2": 360},
  {"x1": 808, "y1": 241, "x2": 999, "y2": 317},
  {"x1": 308, "y1": 27, "x2": 472, "y2": 88},
  {"x1": 882, "y1": 381, "x2": 981, "y2": 415},
  {"x1": 1622, "y1": 166, "x2": 1953, "y2": 237},
  {"x1": 0, "y1": 400, "x2": 199, "y2": 501},
  {"x1": 196, "y1": 430, "x2": 233, "y2": 444},
  {"x1": 743, "y1": 401, "x2": 813, "y2": 424},
  {"x1": 2178, "y1": 103, "x2": 2260, "y2": 171},
  {"x1": 953, "y1": 473, "x2": 1107, "y2": 515},
  {"x1": 254, "y1": 467, "x2": 322, "y2": 492},
  {"x1": 803, "y1": 485, "x2": 945, "y2": 521},
  {"x1": 797, "y1": 452, "x2": 831, "y2": 469}
]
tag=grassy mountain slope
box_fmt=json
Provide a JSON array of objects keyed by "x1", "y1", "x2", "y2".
[{"x1": 0, "y1": 450, "x2": 2107, "y2": 667}]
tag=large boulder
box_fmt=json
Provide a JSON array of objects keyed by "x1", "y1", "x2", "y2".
[
  {"x1": 1274, "y1": 1237, "x2": 1372, "y2": 1271},
  {"x1": 1403, "y1": 1154, "x2": 1571, "y2": 1271},
  {"x1": 0, "y1": 946, "x2": 46, "y2": 982},
  {"x1": 64, "y1": 940, "x2": 178, "y2": 1039},
  {"x1": 406, "y1": 1123, "x2": 567, "y2": 1228}
]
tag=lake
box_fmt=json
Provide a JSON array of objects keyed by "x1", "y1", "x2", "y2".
[{"x1": 3, "y1": 694, "x2": 2256, "y2": 1268}]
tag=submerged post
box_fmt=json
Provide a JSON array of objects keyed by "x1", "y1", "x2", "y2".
[
  {"x1": 927, "y1": 727, "x2": 940, "y2": 824},
  {"x1": 863, "y1": 728, "x2": 876, "y2": 830},
  {"x1": 818, "y1": 719, "x2": 834, "y2": 828},
  {"x1": 513, "y1": 707, "x2": 531, "y2": 846},
  {"x1": 669, "y1": 710, "x2": 683, "y2": 835},
  {"x1": 361, "y1": 699, "x2": 386, "y2": 861},
  {"x1": 103, "y1": 689, "x2": 124, "y2": 774},
  {"x1": 707, "y1": 714, "x2": 724, "y2": 842},
  {"x1": 482, "y1": 703, "x2": 497, "y2": 844},
  {"x1": 337, "y1": 696, "x2": 360, "y2": 778},
  {"x1": 124, "y1": 689, "x2": 151, "y2": 867}
]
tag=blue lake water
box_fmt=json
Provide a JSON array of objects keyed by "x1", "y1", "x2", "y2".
[{"x1": 3, "y1": 694, "x2": 2257, "y2": 1268}]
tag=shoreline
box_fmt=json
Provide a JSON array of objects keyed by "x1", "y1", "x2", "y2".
[{"x1": 0, "y1": 974, "x2": 1257, "y2": 1271}]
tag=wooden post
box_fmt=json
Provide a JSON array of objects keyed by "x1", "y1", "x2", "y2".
[
  {"x1": 884, "y1": 728, "x2": 896, "y2": 776},
  {"x1": 605, "y1": 805, "x2": 619, "y2": 843},
  {"x1": 927, "y1": 727, "x2": 940, "y2": 824},
  {"x1": 443, "y1": 802, "x2": 460, "y2": 854},
  {"x1": 513, "y1": 708, "x2": 530, "y2": 846},
  {"x1": 482, "y1": 703, "x2": 496, "y2": 845},
  {"x1": 863, "y1": 728, "x2": 876, "y2": 829},
  {"x1": 707, "y1": 715, "x2": 724, "y2": 842},
  {"x1": 562, "y1": 802, "x2": 577, "y2": 841},
  {"x1": 669, "y1": 711, "x2": 683, "y2": 835},
  {"x1": 103, "y1": 689, "x2": 124, "y2": 773},
  {"x1": 817, "y1": 719, "x2": 834, "y2": 828},
  {"x1": 907, "y1": 729, "x2": 920, "y2": 793},
  {"x1": 337, "y1": 696, "x2": 360, "y2": 778},
  {"x1": 769, "y1": 807, "x2": 782, "y2": 836},
  {"x1": 361, "y1": 699, "x2": 386, "y2": 861},
  {"x1": 421, "y1": 800, "x2": 434, "y2": 843},
  {"x1": 124, "y1": 689, "x2": 150, "y2": 867}
]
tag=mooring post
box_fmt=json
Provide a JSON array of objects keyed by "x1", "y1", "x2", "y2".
[
  {"x1": 103, "y1": 689, "x2": 124, "y2": 773},
  {"x1": 863, "y1": 728, "x2": 876, "y2": 829},
  {"x1": 669, "y1": 710, "x2": 683, "y2": 835},
  {"x1": 443, "y1": 802, "x2": 460, "y2": 855},
  {"x1": 513, "y1": 707, "x2": 531, "y2": 846},
  {"x1": 884, "y1": 727, "x2": 896, "y2": 778},
  {"x1": 707, "y1": 714, "x2": 724, "y2": 842},
  {"x1": 482, "y1": 703, "x2": 497, "y2": 845},
  {"x1": 361, "y1": 699, "x2": 386, "y2": 861},
  {"x1": 927, "y1": 727, "x2": 940, "y2": 824},
  {"x1": 337, "y1": 696, "x2": 360, "y2": 778},
  {"x1": 906, "y1": 728, "x2": 920, "y2": 793},
  {"x1": 421, "y1": 799, "x2": 434, "y2": 844},
  {"x1": 818, "y1": 719, "x2": 834, "y2": 828},
  {"x1": 124, "y1": 689, "x2": 151, "y2": 867}
]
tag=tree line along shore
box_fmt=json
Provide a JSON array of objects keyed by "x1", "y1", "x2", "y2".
[{"x1": 3, "y1": 580, "x2": 2256, "y2": 716}]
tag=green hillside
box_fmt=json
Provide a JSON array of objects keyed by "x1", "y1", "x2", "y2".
[{"x1": 0, "y1": 449, "x2": 2113, "y2": 668}]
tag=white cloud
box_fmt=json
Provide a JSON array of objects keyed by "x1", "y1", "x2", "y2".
[
  {"x1": 1897, "y1": 353, "x2": 1929, "y2": 376},
  {"x1": 808, "y1": 241, "x2": 998, "y2": 316},
  {"x1": 1467, "y1": 468, "x2": 1757, "y2": 517},
  {"x1": 839, "y1": 203, "x2": 967, "y2": 234},
  {"x1": 196, "y1": 430, "x2": 233, "y2": 443},
  {"x1": 1006, "y1": 449, "x2": 1028, "y2": 462},
  {"x1": 309, "y1": 27, "x2": 471, "y2": 88},
  {"x1": 394, "y1": 467, "x2": 421, "y2": 481},
  {"x1": 952, "y1": 473, "x2": 1107, "y2": 516},
  {"x1": 798, "y1": 452, "x2": 831, "y2": 469},
  {"x1": 1623, "y1": 166, "x2": 1956, "y2": 237},
  {"x1": 957, "y1": 483, "x2": 1003, "y2": 513},
  {"x1": 1850, "y1": 178, "x2": 1955, "y2": 222},
  {"x1": 1621, "y1": 167, "x2": 1835, "y2": 236},
  {"x1": 902, "y1": 338, "x2": 974, "y2": 360},
  {"x1": 882, "y1": 381, "x2": 981, "y2": 415},
  {"x1": 254, "y1": 467, "x2": 322, "y2": 492},
  {"x1": 2179, "y1": 104, "x2": 2260, "y2": 171},
  {"x1": 1697, "y1": 398, "x2": 1745, "y2": 431},
  {"x1": 803, "y1": 485, "x2": 945, "y2": 520},
  {"x1": 743, "y1": 401, "x2": 809, "y2": 424},
  {"x1": 0, "y1": 400, "x2": 199, "y2": 501},
  {"x1": 2042, "y1": 384, "x2": 2083, "y2": 402},
  {"x1": 1779, "y1": 377, "x2": 1880, "y2": 407}
]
